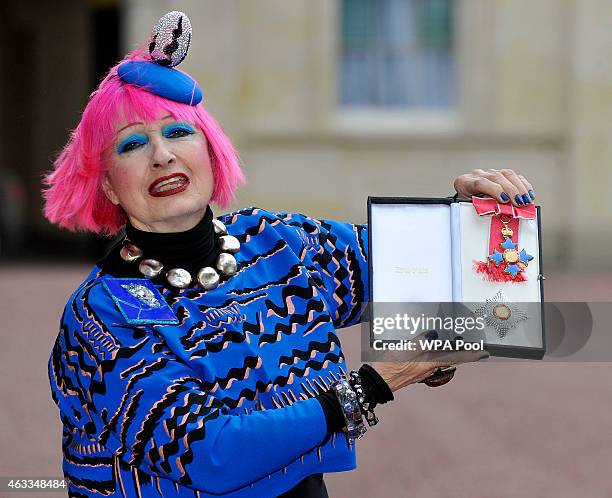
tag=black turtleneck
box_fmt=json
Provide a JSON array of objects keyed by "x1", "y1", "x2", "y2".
[{"x1": 98, "y1": 206, "x2": 220, "y2": 280}]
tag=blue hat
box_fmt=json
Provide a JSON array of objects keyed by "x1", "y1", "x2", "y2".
[{"x1": 117, "y1": 11, "x2": 203, "y2": 105}]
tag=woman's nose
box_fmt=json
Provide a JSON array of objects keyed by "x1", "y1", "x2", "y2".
[{"x1": 151, "y1": 137, "x2": 175, "y2": 167}]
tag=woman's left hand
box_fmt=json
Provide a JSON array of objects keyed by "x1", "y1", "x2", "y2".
[{"x1": 454, "y1": 169, "x2": 536, "y2": 207}]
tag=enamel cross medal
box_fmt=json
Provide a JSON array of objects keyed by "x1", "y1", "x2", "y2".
[
  {"x1": 471, "y1": 197, "x2": 537, "y2": 283},
  {"x1": 487, "y1": 217, "x2": 534, "y2": 279}
]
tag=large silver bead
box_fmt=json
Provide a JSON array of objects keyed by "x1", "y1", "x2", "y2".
[
  {"x1": 166, "y1": 268, "x2": 192, "y2": 289},
  {"x1": 197, "y1": 267, "x2": 220, "y2": 290},
  {"x1": 120, "y1": 243, "x2": 143, "y2": 262},
  {"x1": 149, "y1": 11, "x2": 192, "y2": 67},
  {"x1": 138, "y1": 259, "x2": 164, "y2": 278},
  {"x1": 216, "y1": 253, "x2": 237, "y2": 276},
  {"x1": 219, "y1": 235, "x2": 240, "y2": 254},
  {"x1": 212, "y1": 218, "x2": 228, "y2": 235}
]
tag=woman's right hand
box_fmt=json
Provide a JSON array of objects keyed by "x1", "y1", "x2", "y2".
[{"x1": 370, "y1": 332, "x2": 489, "y2": 392}]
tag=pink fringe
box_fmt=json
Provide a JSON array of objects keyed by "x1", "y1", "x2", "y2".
[{"x1": 473, "y1": 260, "x2": 526, "y2": 283}]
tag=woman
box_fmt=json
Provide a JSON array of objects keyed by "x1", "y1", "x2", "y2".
[{"x1": 44, "y1": 12, "x2": 537, "y2": 498}]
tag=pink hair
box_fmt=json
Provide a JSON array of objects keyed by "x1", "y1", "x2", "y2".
[{"x1": 42, "y1": 49, "x2": 244, "y2": 236}]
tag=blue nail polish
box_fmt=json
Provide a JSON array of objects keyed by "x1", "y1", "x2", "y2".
[
  {"x1": 425, "y1": 330, "x2": 438, "y2": 341},
  {"x1": 529, "y1": 190, "x2": 535, "y2": 200},
  {"x1": 514, "y1": 194, "x2": 524, "y2": 206},
  {"x1": 522, "y1": 193, "x2": 531, "y2": 204},
  {"x1": 500, "y1": 192, "x2": 510, "y2": 202}
]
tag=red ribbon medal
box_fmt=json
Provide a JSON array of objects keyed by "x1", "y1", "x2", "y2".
[{"x1": 471, "y1": 197, "x2": 536, "y2": 282}]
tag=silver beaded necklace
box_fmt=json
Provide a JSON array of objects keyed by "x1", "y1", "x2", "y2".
[{"x1": 119, "y1": 218, "x2": 240, "y2": 290}]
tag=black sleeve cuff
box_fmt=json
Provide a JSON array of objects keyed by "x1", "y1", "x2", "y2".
[
  {"x1": 359, "y1": 364, "x2": 394, "y2": 405},
  {"x1": 315, "y1": 390, "x2": 346, "y2": 435}
]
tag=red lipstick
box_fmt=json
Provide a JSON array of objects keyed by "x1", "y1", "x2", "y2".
[{"x1": 148, "y1": 173, "x2": 190, "y2": 197}]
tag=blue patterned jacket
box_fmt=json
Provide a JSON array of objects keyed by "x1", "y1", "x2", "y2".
[{"x1": 49, "y1": 208, "x2": 369, "y2": 497}]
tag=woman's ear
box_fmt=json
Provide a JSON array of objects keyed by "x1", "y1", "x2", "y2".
[{"x1": 101, "y1": 174, "x2": 120, "y2": 205}]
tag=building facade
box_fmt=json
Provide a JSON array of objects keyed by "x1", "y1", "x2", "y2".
[{"x1": 2, "y1": 0, "x2": 612, "y2": 269}]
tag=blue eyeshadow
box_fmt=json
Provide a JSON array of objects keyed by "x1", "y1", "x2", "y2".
[
  {"x1": 117, "y1": 133, "x2": 148, "y2": 153},
  {"x1": 162, "y1": 122, "x2": 195, "y2": 137}
]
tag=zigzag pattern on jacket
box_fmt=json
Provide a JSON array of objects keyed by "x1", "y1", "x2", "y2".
[{"x1": 49, "y1": 207, "x2": 369, "y2": 497}]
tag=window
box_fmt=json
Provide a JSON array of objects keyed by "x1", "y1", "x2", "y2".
[{"x1": 340, "y1": 0, "x2": 455, "y2": 109}]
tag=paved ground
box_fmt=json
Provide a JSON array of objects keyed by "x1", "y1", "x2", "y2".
[{"x1": 1, "y1": 264, "x2": 611, "y2": 498}]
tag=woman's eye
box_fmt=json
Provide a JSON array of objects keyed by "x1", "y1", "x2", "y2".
[
  {"x1": 164, "y1": 125, "x2": 195, "y2": 139},
  {"x1": 119, "y1": 141, "x2": 144, "y2": 153},
  {"x1": 117, "y1": 136, "x2": 147, "y2": 154}
]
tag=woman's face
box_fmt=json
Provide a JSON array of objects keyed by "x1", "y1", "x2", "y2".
[{"x1": 102, "y1": 112, "x2": 214, "y2": 233}]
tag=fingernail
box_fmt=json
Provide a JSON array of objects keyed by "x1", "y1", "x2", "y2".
[
  {"x1": 529, "y1": 190, "x2": 535, "y2": 200},
  {"x1": 514, "y1": 194, "x2": 524, "y2": 206},
  {"x1": 500, "y1": 192, "x2": 510, "y2": 202},
  {"x1": 479, "y1": 352, "x2": 490, "y2": 361},
  {"x1": 522, "y1": 193, "x2": 531, "y2": 204},
  {"x1": 425, "y1": 330, "x2": 438, "y2": 340}
]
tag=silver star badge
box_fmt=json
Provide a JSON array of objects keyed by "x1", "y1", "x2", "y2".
[{"x1": 473, "y1": 290, "x2": 528, "y2": 338}]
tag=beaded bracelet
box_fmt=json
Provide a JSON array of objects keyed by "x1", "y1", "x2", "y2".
[
  {"x1": 330, "y1": 378, "x2": 367, "y2": 445},
  {"x1": 348, "y1": 370, "x2": 379, "y2": 427}
]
